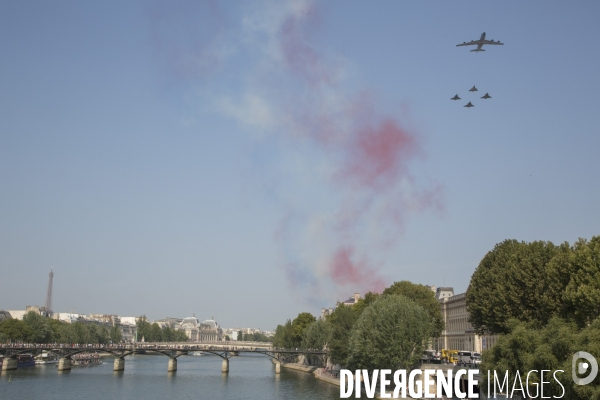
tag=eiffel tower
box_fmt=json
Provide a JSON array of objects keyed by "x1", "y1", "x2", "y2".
[{"x1": 45, "y1": 269, "x2": 54, "y2": 315}]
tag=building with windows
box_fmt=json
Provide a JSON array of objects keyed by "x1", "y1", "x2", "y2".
[
  {"x1": 341, "y1": 293, "x2": 361, "y2": 306},
  {"x1": 435, "y1": 287, "x2": 498, "y2": 352},
  {"x1": 199, "y1": 318, "x2": 223, "y2": 342},
  {"x1": 179, "y1": 316, "x2": 201, "y2": 341}
]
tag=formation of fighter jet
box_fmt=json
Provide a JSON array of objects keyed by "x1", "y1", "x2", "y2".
[
  {"x1": 451, "y1": 32, "x2": 503, "y2": 108},
  {"x1": 457, "y1": 32, "x2": 504, "y2": 53},
  {"x1": 451, "y1": 86, "x2": 492, "y2": 108}
]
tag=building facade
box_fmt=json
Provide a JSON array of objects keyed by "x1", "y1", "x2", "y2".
[
  {"x1": 435, "y1": 288, "x2": 498, "y2": 352},
  {"x1": 180, "y1": 316, "x2": 201, "y2": 341},
  {"x1": 199, "y1": 319, "x2": 223, "y2": 342}
]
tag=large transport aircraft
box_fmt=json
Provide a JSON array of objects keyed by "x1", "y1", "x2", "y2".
[{"x1": 457, "y1": 32, "x2": 503, "y2": 52}]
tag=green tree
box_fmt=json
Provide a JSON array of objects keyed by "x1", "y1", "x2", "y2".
[
  {"x1": 328, "y1": 303, "x2": 359, "y2": 365},
  {"x1": 302, "y1": 319, "x2": 331, "y2": 350},
  {"x1": 353, "y1": 292, "x2": 380, "y2": 315},
  {"x1": 0, "y1": 318, "x2": 33, "y2": 342},
  {"x1": 150, "y1": 323, "x2": 163, "y2": 342},
  {"x1": 238, "y1": 330, "x2": 244, "y2": 342},
  {"x1": 302, "y1": 319, "x2": 332, "y2": 366},
  {"x1": 481, "y1": 317, "x2": 600, "y2": 400},
  {"x1": 110, "y1": 325, "x2": 123, "y2": 343},
  {"x1": 71, "y1": 322, "x2": 87, "y2": 344},
  {"x1": 383, "y1": 281, "x2": 444, "y2": 337},
  {"x1": 347, "y1": 294, "x2": 434, "y2": 372},
  {"x1": 172, "y1": 329, "x2": 188, "y2": 342},
  {"x1": 561, "y1": 236, "x2": 600, "y2": 328},
  {"x1": 273, "y1": 320, "x2": 293, "y2": 348},
  {"x1": 467, "y1": 239, "x2": 560, "y2": 334},
  {"x1": 48, "y1": 319, "x2": 66, "y2": 342},
  {"x1": 22, "y1": 311, "x2": 51, "y2": 343},
  {"x1": 164, "y1": 326, "x2": 174, "y2": 342},
  {"x1": 291, "y1": 312, "x2": 316, "y2": 347},
  {"x1": 136, "y1": 316, "x2": 151, "y2": 342}
]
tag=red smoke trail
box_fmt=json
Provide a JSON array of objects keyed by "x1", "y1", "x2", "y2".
[
  {"x1": 330, "y1": 246, "x2": 386, "y2": 293},
  {"x1": 276, "y1": 1, "x2": 443, "y2": 295},
  {"x1": 342, "y1": 119, "x2": 418, "y2": 190}
]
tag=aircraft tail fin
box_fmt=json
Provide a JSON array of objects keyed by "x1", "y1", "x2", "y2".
[{"x1": 470, "y1": 48, "x2": 485, "y2": 52}]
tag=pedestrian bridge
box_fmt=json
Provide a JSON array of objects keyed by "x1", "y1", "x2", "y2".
[{"x1": 0, "y1": 343, "x2": 328, "y2": 374}]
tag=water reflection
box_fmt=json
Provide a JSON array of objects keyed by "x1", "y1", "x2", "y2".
[{"x1": 0, "y1": 354, "x2": 341, "y2": 400}]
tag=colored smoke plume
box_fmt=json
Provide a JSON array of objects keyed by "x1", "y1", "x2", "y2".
[
  {"x1": 151, "y1": 0, "x2": 443, "y2": 303},
  {"x1": 272, "y1": 1, "x2": 442, "y2": 298},
  {"x1": 330, "y1": 246, "x2": 386, "y2": 293}
]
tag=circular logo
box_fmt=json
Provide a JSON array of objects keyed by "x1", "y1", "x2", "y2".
[{"x1": 572, "y1": 351, "x2": 598, "y2": 385}]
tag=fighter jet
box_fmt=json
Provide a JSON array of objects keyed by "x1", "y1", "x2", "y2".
[
  {"x1": 469, "y1": 86, "x2": 478, "y2": 92},
  {"x1": 451, "y1": 94, "x2": 461, "y2": 100},
  {"x1": 464, "y1": 102, "x2": 474, "y2": 108},
  {"x1": 457, "y1": 32, "x2": 504, "y2": 52},
  {"x1": 481, "y1": 93, "x2": 492, "y2": 99}
]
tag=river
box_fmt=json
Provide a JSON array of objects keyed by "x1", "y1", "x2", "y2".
[{"x1": 0, "y1": 353, "x2": 341, "y2": 399}]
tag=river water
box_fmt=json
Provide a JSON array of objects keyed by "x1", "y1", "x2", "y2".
[{"x1": 0, "y1": 353, "x2": 341, "y2": 399}]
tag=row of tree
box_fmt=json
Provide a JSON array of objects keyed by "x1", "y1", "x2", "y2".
[
  {"x1": 0, "y1": 312, "x2": 190, "y2": 344},
  {"x1": 467, "y1": 236, "x2": 600, "y2": 400},
  {"x1": 237, "y1": 331, "x2": 272, "y2": 342},
  {"x1": 135, "y1": 316, "x2": 189, "y2": 342},
  {"x1": 272, "y1": 281, "x2": 444, "y2": 371},
  {"x1": 0, "y1": 311, "x2": 122, "y2": 344}
]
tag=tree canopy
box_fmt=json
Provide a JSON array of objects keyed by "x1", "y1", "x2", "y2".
[
  {"x1": 347, "y1": 294, "x2": 434, "y2": 372},
  {"x1": 273, "y1": 312, "x2": 316, "y2": 349},
  {"x1": 291, "y1": 312, "x2": 316, "y2": 346},
  {"x1": 482, "y1": 317, "x2": 600, "y2": 400},
  {"x1": 561, "y1": 237, "x2": 600, "y2": 328},
  {"x1": 467, "y1": 237, "x2": 600, "y2": 334},
  {"x1": 135, "y1": 316, "x2": 188, "y2": 342},
  {"x1": 382, "y1": 280, "x2": 444, "y2": 337},
  {"x1": 327, "y1": 303, "x2": 359, "y2": 365}
]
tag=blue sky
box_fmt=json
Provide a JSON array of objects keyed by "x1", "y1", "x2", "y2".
[{"x1": 1, "y1": 1, "x2": 599, "y2": 329}]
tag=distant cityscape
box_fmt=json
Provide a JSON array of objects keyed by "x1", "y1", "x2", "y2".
[
  {"x1": 1, "y1": 269, "x2": 497, "y2": 353},
  {"x1": 0, "y1": 306, "x2": 273, "y2": 344},
  {"x1": 0, "y1": 270, "x2": 272, "y2": 343}
]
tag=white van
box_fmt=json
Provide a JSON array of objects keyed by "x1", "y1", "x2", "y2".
[{"x1": 458, "y1": 351, "x2": 481, "y2": 365}]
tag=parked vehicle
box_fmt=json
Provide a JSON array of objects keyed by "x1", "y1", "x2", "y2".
[
  {"x1": 421, "y1": 349, "x2": 436, "y2": 363},
  {"x1": 441, "y1": 349, "x2": 459, "y2": 364},
  {"x1": 457, "y1": 351, "x2": 481, "y2": 366}
]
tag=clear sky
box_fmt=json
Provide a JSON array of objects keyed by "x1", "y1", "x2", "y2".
[{"x1": 1, "y1": 1, "x2": 599, "y2": 330}]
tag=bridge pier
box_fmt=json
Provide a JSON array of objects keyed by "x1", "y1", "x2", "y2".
[
  {"x1": 57, "y1": 357, "x2": 72, "y2": 371},
  {"x1": 1, "y1": 358, "x2": 17, "y2": 371},
  {"x1": 168, "y1": 358, "x2": 177, "y2": 372},
  {"x1": 113, "y1": 358, "x2": 125, "y2": 371},
  {"x1": 275, "y1": 361, "x2": 281, "y2": 374},
  {"x1": 221, "y1": 358, "x2": 229, "y2": 373}
]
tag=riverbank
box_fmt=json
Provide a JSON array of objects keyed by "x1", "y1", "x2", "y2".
[
  {"x1": 273, "y1": 360, "x2": 340, "y2": 386},
  {"x1": 274, "y1": 361, "x2": 456, "y2": 399}
]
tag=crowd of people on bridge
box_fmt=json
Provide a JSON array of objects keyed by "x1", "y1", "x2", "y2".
[{"x1": 0, "y1": 342, "x2": 327, "y2": 353}]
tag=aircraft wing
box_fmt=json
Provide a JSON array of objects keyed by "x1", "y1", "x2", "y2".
[
  {"x1": 456, "y1": 41, "x2": 478, "y2": 47},
  {"x1": 481, "y1": 40, "x2": 503, "y2": 45}
]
